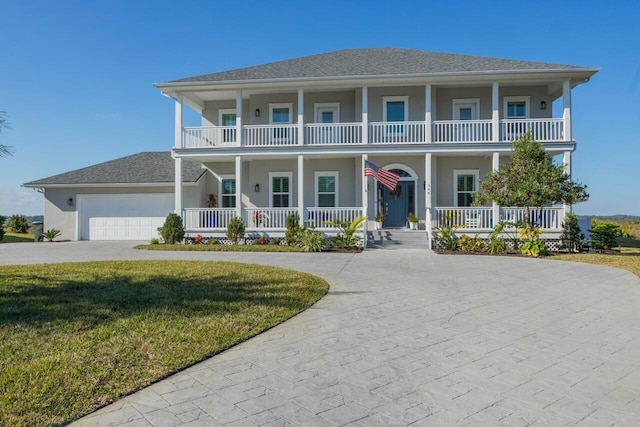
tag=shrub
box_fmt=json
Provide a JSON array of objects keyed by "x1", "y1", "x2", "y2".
[
  {"x1": 41, "y1": 228, "x2": 61, "y2": 242},
  {"x1": 437, "y1": 225, "x2": 459, "y2": 250},
  {"x1": 518, "y1": 227, "x2": 547, "y2": 257},
  {"x1": 226, "y1": 217, "x2": 245, "y2": 244},
  {"x1": 589, "y1": 222, "x2": 621, "y2": 251},
  {"x1": 298, "y1": 228, "x2": 327, "y2": 252},
  {"x1": 207, "y1": 238, "x2": 218, "y2": 245},
  {"x1": 458, "y1": 234, "x2": 485, "y2": 252},
  {"x1": 326, "y1": 215, "x2": 366, "y2": 248},
  {"x1": 149, "y1": 238, "x2": 159, "y2": 245},
  {"x1": 0, "y1": 215, "x2": 5, "y2": 242},
  {"x1": 560, "y1": 213, "x2": 584, "y2": 252},
  {"x1": 487, "y1": 223, "x2": 507, "y2": 255},
  {"x1": 7, "y1": 214, "x2": 30, "y2": 233},
  {"x1": 285, "y1": 213, "x2": 300, "y2": 245},
  {"x1": 158, "y1": 213, "x2": 185, "y2": 244}
]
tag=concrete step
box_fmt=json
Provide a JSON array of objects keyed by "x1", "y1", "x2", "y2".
[{"x1": 367, "y1": 229, "x2": 430, "y2": 249}]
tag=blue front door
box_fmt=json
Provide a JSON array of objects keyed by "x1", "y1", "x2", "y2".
[{"x1": 380, "y1": 181, "x2": 413, "y2": 227}]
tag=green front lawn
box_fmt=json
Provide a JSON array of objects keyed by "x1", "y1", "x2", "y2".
[
  {"x1": 1, "y1": 232, "x2": 34, "y2": 243},
  {"x1": 551, "y1": 248, "x2": 640, "y2": 278},
  {"x1": 0, "y1": 261, "x2": 328, "y2": 426},
  {"x1": 135, "y1": 243, "x2": 304, "y2": 252}
]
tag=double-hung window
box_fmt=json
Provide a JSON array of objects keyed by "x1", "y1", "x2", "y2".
[
  {"x1": 383, "y1": 96, "x2": 408, "y2": 137},
  {"x1": 315, "y1": 172, "x2": 339, "y2": 207},
  {"x1": 453, "y1": 170, "x2": 479, "y2": 207},
  {"x1": 503, "y1": 96, "x2": 530, "y2": 139},
  {"x1": 269, "y1": 103, "x2": 293, "y2": 143},
  {"x1": 269, "y1": 172, "x2": 292, "y2": 208}
]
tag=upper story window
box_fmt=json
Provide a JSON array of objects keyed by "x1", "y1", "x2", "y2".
[
  {"x1": 269, "y1": 103, "x2": 293, "y2": 142},
  {"x1": 220, "y1": 176, "x2": 236, "y2": 208},
  {"x1": 453, "y1": 99, "x2": 480, "y2": 121},
  {"x1": 315, "y1": 172, "x2": 339, "y2": 207},
  {"x1": 504, "y1": 96, "x2": 530, "y2": 119},
  {"x1": 383, "y1": 96, "x2": 408, "y2": 122},
  {"x1": 218, "y1": 109, "x2": 236, "y2": 143},
  {"x1": 269, "y1": 172, "x2": 292, "y2": 208}
]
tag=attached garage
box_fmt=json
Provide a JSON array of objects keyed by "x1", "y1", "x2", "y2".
[{"x1": 78, "y1": 193, "x2": 174, "y2": 240}]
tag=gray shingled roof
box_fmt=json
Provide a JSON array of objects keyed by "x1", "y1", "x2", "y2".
[
  {"x1": 23, "y1": 152, "x2": 204, "y2": 187},
  {"x1": 169, "y1": 48, "x2": 589, "y2": 83}
]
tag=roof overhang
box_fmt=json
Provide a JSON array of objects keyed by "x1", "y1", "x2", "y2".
[{"x1": 22, "y1": 182, "x2": 200, "y2": 189}]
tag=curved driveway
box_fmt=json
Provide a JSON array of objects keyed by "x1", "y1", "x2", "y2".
[{"x1": 2, "y1": 242, "x2": 639, "y2": 425}]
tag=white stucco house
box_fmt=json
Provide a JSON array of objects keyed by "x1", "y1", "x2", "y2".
[{"x1": 24, "y1": 48, "x2": 597, "y2": 246}]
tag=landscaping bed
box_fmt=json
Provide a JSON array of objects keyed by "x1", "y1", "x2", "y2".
[{"x1": 0, "y1": 260, "x2": 328, "y2": 426}]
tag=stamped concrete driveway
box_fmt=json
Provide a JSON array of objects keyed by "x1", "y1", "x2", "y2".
[{"x1": 2, "y1": 242, "x2": 640, "y2": 426}]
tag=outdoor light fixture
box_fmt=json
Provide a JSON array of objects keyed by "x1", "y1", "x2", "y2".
[
  {"x1": 255, "y1": 184, "x2": 260, "y2": 192},
  {"x1": 67, "y1": 197, "x2": 74, "y2": 206},
  {"x1": 255, "y1": 108, "x2": 260, "y2": 117},
  {"x1": 540, "y1": 101, "x2": 547, "y2": 110}
]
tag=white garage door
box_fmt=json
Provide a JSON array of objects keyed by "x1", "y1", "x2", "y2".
[{"x1": 78, "y1": 194, "x2": 174, "y2": 240}]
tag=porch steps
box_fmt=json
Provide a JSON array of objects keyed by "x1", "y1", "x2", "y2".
[{"x1": 367, "y1": 229, "x2": 429, "y2": 250}]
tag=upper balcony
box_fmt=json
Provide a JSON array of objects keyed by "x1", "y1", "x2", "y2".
[{"x1": 180, "y1": 118, "x2": 566, "y2": 149}]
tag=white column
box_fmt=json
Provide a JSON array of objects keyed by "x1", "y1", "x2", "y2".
[
  {"x1": 298, "y1": 89, "x2": 304, "y2": 145},
  {"x1": 362, "y1": 86, "x2": 368, "y2": 144},
  {"x1": 174, "y1": 157, "x2": 183, "y2": 215},
  {"x1": 425, "y1": 84, "x2": 432, "y2": 143},
  {"x1": 492, "y1": 152, "x2": 500, "y2": 226},
  {"x1": 563, "y1": 150, "x2": 572, "y2": 215},
  {"x1": 235, "y1": 90, "x2": 242, "y2": 146},
  {"x1": 174, "y1": 95, "x2": 183, "y2": 149},
  {"x1": 425, "y1": 153, "x2": 432, "y2": 208},
  {"x1": 235, "y1": 155, "x2": 242, "y2": 219},
  {"x1": 298, "y1": 155, "x2": 304, "y2": 226},
  {"x1": 492, "y1": 82, "x2": 499, "y2": 142},
  {"x1": 563, "y1": 80, "x2": 572, "y2": 141},
  {"x1": 362, "y1": 154, "x2": 368, "y2": 248}
]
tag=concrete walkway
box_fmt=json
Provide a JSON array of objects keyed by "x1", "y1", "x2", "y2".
[{"x1": 2, "y1": 242, "x2": 639, "y2": 425}]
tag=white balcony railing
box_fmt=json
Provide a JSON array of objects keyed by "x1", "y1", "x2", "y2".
[
  {"x1": 243, "y1": 124, "x2": 299, "y2": 146},
  {"x1": 432, "y1": 120, "x2": 493, "y2": 143},
  {"x1": 305, "y1": 123, "x2": 363, "y2": 145},
  {"x1": 369, "y1": 121, "x2": 425, "y2": 144},
  {"x1": 434, "y1": 207, "x2": 494, "y2": 230},
  {"x1": 183, "y1": 126, "x2": 237, "y2": 148},
  {"x1": 501, "y1": 119, "x2": 564, "y2": 142},
  {"x1": 184, "y1": 208, "x2": 236, "y2": 229},
  {"x1": 500, "y1": 207, "x2": 564, "y2": 229},
  {"x1": 243, "y1": 208, "x2": 297, "y2": 229},
  {"x1": 305, "y1": 207, "x2": 365, "y2": 229}
]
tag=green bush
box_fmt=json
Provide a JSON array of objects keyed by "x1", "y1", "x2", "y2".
[
  {"x1": 487, "y1": 223, "x2": 507, "y2": 255},
  {"x1": 458, "y1": 234, "x2": 485, "y2": 252},
  {"x1": 149, "y1": 238, "x2": 159, "y2": 245},
  {"x1": 297, "y1": 228, "x2": 327, "y2": 252},
  {"x1": 158, "y1": 213, "x2": 185, "y2": 244},
  {"x1": 589, "y1": 222, "x2": 621, "y2": 251},
  {"x1": 41, "y1": 229, "x2": 61, "y2": 242},
  {"x1": 226, "y1": 217, "x2": 245, "y2": 244},
  {"x1": 285, "y1": 213, "x2": 300, "y2": 245},
  {"x1": 437, "y1": 225, "x2": 459, "y2": 250},
  {"x1": 7, "y1": 214, "x2": 30, "y2": 233},
  {"x1": 326, "y1": 215, "x2": 366, "y2": 248},
  {"x1": 0, "y1": 216, "x2": 5, "y2": 242}
]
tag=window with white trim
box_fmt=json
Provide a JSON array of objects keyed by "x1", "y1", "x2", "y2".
[
  {"x1": 315, "y1": 172, "x2": 339, "y2": 207},
  {"x1": 269, "y1": 103, "x2": 293, "y2": 142},
  {"x1": 453, "y1": 170, "x2": 479, "y2": 207},
  {"x1": 218, "y1": 109, "x2": 236, "y2": 143},
  {"x1": 503, "y1": 96, "x2": 530, "y2": 119},
  {"x1": 269, "y1": 172, "x2": 292, "y2": 208},
  {"x1": 383, "y1": 96, "x2": 408, "y2": 122},
  {"x1": 220, "y1": 176, "x2": 236, "y2": 208}
]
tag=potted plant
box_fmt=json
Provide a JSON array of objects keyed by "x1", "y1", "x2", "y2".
[
  {"x1": 375, "y1": 213, "x2": 384, "y2": 230},
  {"x1": 205, "y1": 193, "x2": 217, "y2": 228},
  {"x1": 407, "y1": 212, "x2": 419, "y2": 230}
]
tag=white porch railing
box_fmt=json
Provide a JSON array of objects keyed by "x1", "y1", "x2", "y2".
[
  {"x1": 244, "y1": 208, "x2": 297, "y2": 229},
  {"x1": 432, "y1": 120, "x2": 493, "y2": 143},
  {"x1": 305, "y1": 207, "x2": 365, "y2": 229},
  {"x1": 500, "y1": 207, "x2": 564, "y2": 229},
  {"x1": 305, "y1": 123, "x2": 362, "y2": 145},
  {"x1": 501, "y1": 119, "x2": 564, "y2": 142},
  {"x1": 243, "y1": 124, "x2": 299, "y2": 146},
  {"x1": 184, "y1": 208, "x2": 236, "y2": 229},
  {"x1": 434, "y1": 207, "x2": 494, "y2": 230},
  {"x1": 183, "y1": 126, "x2": 237, "y2": 148},
  {"x1": 369, "y1": 121, "x2": 425, "y2": 144}
]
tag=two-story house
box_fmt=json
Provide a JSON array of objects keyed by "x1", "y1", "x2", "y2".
[{"x1": 25, "y1": 48, "x2": 597, "y2": 245}]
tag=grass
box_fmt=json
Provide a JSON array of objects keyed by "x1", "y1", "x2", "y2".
[
  {"x1": 551, "y1": 247, "x2": 640, "y2": 278},
  {"x1": 135, "y1": 243, "x2": 304, "y2": 252},
  {"x1": 0, "y1": 232, "x2": 34, "y2": 243},
  {"x1": 0, "y1": 260, "x2": 328, "y2": 426}
]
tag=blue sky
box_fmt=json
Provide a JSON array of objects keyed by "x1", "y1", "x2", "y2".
[{"x1": 1, "y1": 0, "x2": 639, "y2": 216}]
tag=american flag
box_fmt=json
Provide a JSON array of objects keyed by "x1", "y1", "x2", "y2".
[{"x1": 364, "y1": 160, "x2": 400, "y2": 191}]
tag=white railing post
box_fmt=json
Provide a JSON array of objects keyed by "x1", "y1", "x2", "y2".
[
  {"x1": 425, "y1": 84, "x2": 432, "y2": 143},
  {"x1": 492, "y1": 82, "x2": 499, "y2": 142},
  {"x1": 235, "y1": 156, "x2": 242, "y2": 220},
  {"x1": 492, "y1": 152, "x2": 500, "y2": 228},
  {"x1": 426, "y1": 207, "x2": 433, "y2": 249},
  {"x1": 174, "y1": 94, "x2": 183, "y2": 148},
  {"x1": 362, "y1": 86, "x2": 368, "y2": 144},
  {"x1": 298, "y1": 88, "x2": 304, "y2": 145},
  {"x1": 298, "y1": 155, "x2": 304, "y2": 227},
  {"x1": 175, "y1": 157, "x2": 182, "y2": 215},
  {"x1": 563, "y1": 80, "x2": 572, "y2": 141},
  {"x1": 236, "y1": 90, "x2": 242, "y2": 147}
]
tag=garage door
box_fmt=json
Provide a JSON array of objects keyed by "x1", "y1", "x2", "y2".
[{"x1": 78, "y1": 194, "x2": 174, "y2": 240}]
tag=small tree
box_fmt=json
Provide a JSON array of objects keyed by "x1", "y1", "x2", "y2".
[
  {"x1": 589, "y1": 222, "x2": 621, "y2": 251},
  {"x1": 158, "y1": 213, "x2": 185, "y2": 244},
  {"x1": 226, "y1": 217, "x2": 245, "y2": 244},
  {"x1": 475, "y1": 132, "x2": 588, "y2": 231},
  {"x1": 285, "y1": 213, "x2": 300, "y2": 245},
  {"x1": 7, "y1": 214, "x2": 30, "y2": 233},
  {"x1": 560, "y1": 213, "x2": 584, "y2": 252}
]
